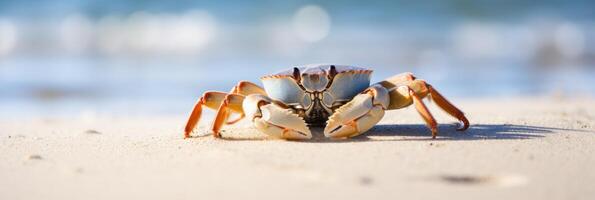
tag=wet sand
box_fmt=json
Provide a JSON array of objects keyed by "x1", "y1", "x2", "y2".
[{"x1": 1, "y1": 97, "x2": 594, "y2": 200}]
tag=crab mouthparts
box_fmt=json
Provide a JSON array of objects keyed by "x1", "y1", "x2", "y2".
[{"x1": 304, "y1": 95, "x2": 330, "y2": 126}]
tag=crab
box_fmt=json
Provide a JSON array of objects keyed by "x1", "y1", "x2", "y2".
[{"x1": 184, "y1": 64, "x2": 469, "y2": 140}]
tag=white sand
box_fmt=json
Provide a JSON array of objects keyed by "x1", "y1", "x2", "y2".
[{"x1": 1, "y1": 97, "x2": 594, "y2": 200}]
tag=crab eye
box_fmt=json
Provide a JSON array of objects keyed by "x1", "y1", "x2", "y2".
[
  {"x1": 292, "y1": 67, "x2": 301, "y2": 82},
  {"x1": 329, "y1": 65, "x2": 338, "y2": 79}
]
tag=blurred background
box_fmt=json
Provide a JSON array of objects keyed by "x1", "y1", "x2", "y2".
[{"x1": 0, "y1": 0, "x2": 594, "y2": 118}]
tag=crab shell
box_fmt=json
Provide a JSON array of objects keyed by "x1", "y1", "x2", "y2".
[{"x1": 260, "y1": 64, "x2": 372, "y2": 125}]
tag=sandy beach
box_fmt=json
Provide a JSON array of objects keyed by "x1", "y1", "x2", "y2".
[{"x1": 1, "y1": 97, "x2": 594, "y2": 200}]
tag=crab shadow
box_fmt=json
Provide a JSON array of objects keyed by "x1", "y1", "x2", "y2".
[{"x1": 297, "y1": 123, "x2": 583, "y2": 143}]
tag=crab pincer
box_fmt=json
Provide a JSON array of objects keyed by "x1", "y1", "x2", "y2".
[
  {"x1": 243, "y1": 95, "x2": 312, "y2": 139},
  {"x1": 324, "y1": 85, "x2": 389, "y2": 138}
]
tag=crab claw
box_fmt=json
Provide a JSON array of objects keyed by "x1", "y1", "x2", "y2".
[
  {"x1": 324, "y1": 85, "x2": 390, "y2": 138},
  {"x1": 244, "y1": 95, "x2": 312, "y2": 140}
]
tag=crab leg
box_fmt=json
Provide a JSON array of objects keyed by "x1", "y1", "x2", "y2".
[
  {"x1": 384, "y1": 83, "x2": 440, "y2": 138},
  {"x1": 230, "y1": 81, "x2": 266, "y2": 96},
  {"x1": 243, "y1": 95, "x2": 312, "y2": 140},
  {"x1": 377, "y1": 72, "x2": 416, "y2": 89},
  {"x1": 184, "y1": 91, "x2": 228, "y2": 138},
  {"x1": 409, "y1": 88, "x2": 438, "y2": 138},
  {"x1": 427, "y1": 85, "x2": 469, "y2": 131},
  {"x1": 211, "y1": 94, "x2": 246, "y2": 137},
  {"x1": 383, "y1": 78, "x2": 468, "y2": 138},
  {"x1": 404, "y1": 80, "x2": 469, "y2": 132},
  {"x1": 382, "y1": 72, "x2": 469, "y2": 130},
  {"x1": 184, "y1": 81, "x2": 266, "y2": 138},
  {"x1": 324, "y1": 85, "x2": 390, "y2": 138},
  {"x1": 222, "y1": 81, "x2": 267, "y2": 125}
]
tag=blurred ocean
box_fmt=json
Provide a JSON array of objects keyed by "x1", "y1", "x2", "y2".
[{"x1": 1, "y1": 0, "x2": 594, "y2": 118}]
